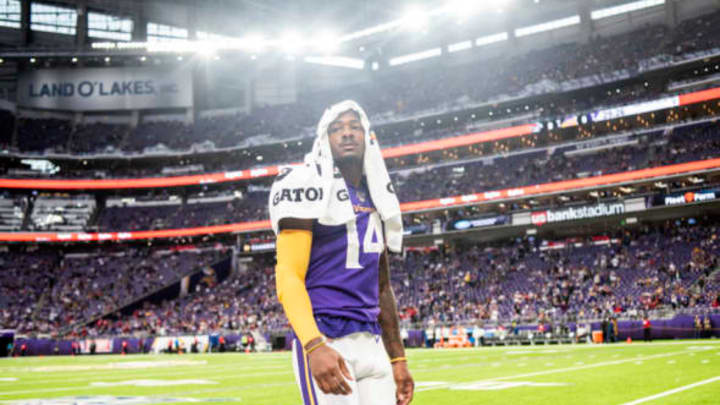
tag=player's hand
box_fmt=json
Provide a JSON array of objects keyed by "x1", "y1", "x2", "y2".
[
  {"x1": 307, "y1": 343, "x2": 353, "y2": 396},
  {"x1": 392, "y1": 361, "x2": 414, "y2": 405}
]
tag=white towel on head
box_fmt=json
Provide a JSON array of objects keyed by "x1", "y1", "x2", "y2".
[{"x1": 269, "y1": 100, "x2": 403, "y2": 253}]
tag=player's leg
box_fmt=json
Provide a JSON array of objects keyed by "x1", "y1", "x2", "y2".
[
  {"x1": 355, "y1": 333, "x2": 396, "y2": 405},
  {"x1": 292, "y1": 338, "x2": 360, "y2": 405}
]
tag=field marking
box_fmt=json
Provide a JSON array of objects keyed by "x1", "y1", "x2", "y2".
[
  {"x1": 451, "y1": 381, "x2": 571, "y2": 391},
  {"x1": 0, "y1": 368, "x2": 295, "y2": 396},
  {"x1": 416, "y1": 349, "x2": 712, "y2": 392},
  {"x1": 91, "y1": 379, "x2": 218, "y2": 387},
  {"x1": 0, "y1": 361, "x2": 289, "y2": 387},
  {"x1": 0, "y1": 359, "x2": 288, "y2": 376},
  {"x1": 618, "y1": 375, "x2": 720, "y2": 405},
  {"x1": 29, "y1": 360, "x2": 208, "y2": 373}
]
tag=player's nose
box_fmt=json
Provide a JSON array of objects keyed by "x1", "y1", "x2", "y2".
[{"x1": 341, "y1": 128, "x2": 356, "y2": 140}]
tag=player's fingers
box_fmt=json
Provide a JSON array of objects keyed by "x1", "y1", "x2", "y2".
[
  {"x1": 320, "y1": 371, "x2": 341, "y2": 395},
  {"x1": 404, "y1": 381, "x2": 415, "y2": 405},
  {"x1": 315, "y1": 375, "x2": 332, "y2": 394},
  {"x1": 331, "y1": 377, "x2": 348, "y2": 395},
  {"x1": 396, "y1": 382, "x2": 412, "y2": 405},
  {"x1": 333, "y1": 368, "x2": 353, "y2": 394},
  {"x1": 338, "y1": 357, "x2": 354, "y2": 381}
]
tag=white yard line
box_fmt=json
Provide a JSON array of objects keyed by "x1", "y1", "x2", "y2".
[
  {"x1": 0, "y1": 368, "x2": 295, "y2": 396},
  {"x1": 416, "y1": 348, "x2": 713, "y2": 392},
  {"x1": 0, "y1": 361, "x2": 288, "y2": 387},
  {"x1": 618, "y1": 375, "x2": 720, "y2": 405}
]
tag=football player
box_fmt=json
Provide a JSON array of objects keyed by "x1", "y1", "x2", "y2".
[{"x1": 270, "y1": 100, "x2": 414, "y2": 405}]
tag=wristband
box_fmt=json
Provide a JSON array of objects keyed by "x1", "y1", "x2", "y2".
[
  {"x1": 390, "y1": 356, "x2": 407, "y2": 364},
  {"x1": 305, "y1": 338, "x2": 327, "y2": 355}
]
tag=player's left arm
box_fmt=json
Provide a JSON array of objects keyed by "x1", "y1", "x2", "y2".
[{"x1": 378, "y1": 249, "x2": 414, "y2": 405}]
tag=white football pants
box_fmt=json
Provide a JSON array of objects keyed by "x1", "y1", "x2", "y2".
[{"x1": 292, "y1": 332, "x2": 396, "y2": 405}]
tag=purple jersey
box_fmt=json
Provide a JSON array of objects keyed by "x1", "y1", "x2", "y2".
[{"x1": 306, "y1": 180, "x2": 385, "y2": 327}]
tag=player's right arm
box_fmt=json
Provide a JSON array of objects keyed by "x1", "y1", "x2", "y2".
[{"x1": 275, "y1": 218, "x2": 353, "y2": 396}]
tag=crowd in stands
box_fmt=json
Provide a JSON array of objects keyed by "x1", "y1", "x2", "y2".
[
  {"x1": 70, "y1": 123, "x2": 128, "y2": 154},
  {"x1": 392, "y1": 221, "x2": 719, "y2": 326},
  {"x1": 87, "y1": 256, "x2": 282, "y2": 336},
  {"x1": 16, "y1": 118, "x2": 72, "y2": 153},
  {"x1": 1, "y1": 118, "x2": 715, "y2": 233},
  {"x1": 5, "y1": 10, "x2": 720, "y2": 157},
  {"x1": 0, "y1": 247, "x2": 226, "y2": 335},
  {"x1": 75, "y1": 219, "x2": 720, "y2": 337},
  {"x1": 393, "y1": 120, "x2": 720, "y2": 202},
  {"x1": 83, "y1": 119, "x2": 720, "y2": 231}
]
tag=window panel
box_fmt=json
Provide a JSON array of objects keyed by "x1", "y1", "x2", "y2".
[
  {"x1": 515, "y1": 15, "x2": 581, "y2": 37},
  {"x1": 147, "y1": 22, "x2": 188, "y2": 42},
  {"x1": 31, "y1": 3, "x2": 77, "y2": 35},
  {"x1": 475, "y1": 32, "x2": 508, "y2": 47},
  {"x1": 88, "y1": 11, "x2": 133, "y2": 41},
  {"x1": 591, "y1": 0, "x2": 665, "y2": 20},
  {"x1": 0, "y1": 0, "x2": 20, "y2": 29},
  {"x1": 389, "y1": 48, "x2": 442, "y2": 66}
]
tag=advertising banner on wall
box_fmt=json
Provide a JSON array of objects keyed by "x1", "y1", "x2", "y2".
[
  {"x1": 450, "y1": 215, "x2": 508, "y2": 230},
  {"x1": 80, "y1": 338, "x2": 113, "y2": 354},
  {"x1": 516, "y1": 201, "x2": 626, "y2": 227},
  {"x1": 651, "y1": 188, "x2": 719, "y2": 207},
  {"x1": 17, "y1": 67, "x2": 193, "y2": 111}
]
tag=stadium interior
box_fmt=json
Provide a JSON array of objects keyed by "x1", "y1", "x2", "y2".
[{"x1": 1, "y1": 0, "x2": 720, "y2": 404}]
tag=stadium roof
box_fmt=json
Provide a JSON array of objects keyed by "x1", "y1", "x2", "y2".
[{"x1": 48, "y1": 0, "x2": 444, "y2": 38}]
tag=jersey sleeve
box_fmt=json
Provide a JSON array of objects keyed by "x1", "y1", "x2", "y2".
[{"x1": 268, "y1": 165, "x2": 326, "y2": 235}]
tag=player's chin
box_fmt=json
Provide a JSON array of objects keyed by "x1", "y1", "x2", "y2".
[{"x1": 336, "y1": 153, "x2": 363, "y2": 164}]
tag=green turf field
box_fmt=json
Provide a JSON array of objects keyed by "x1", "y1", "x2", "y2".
[{"x1": 0, "y1": 340, "x2": 719, "y2": 405}]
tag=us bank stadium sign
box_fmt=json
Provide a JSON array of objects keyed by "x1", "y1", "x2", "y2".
[
  {"x1": 17, "y1": 67, "x2": 193, "y2": 111},
  {"x1": 530, "y1": 202, "x2": 625, "y2": 226}
]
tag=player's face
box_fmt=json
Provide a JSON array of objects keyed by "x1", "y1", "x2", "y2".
[{"x1": 328, "y1": 110, "x2": 365, "y2": 163}]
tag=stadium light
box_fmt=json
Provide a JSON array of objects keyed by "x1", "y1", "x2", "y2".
[
  {"x1": 311, "y1": 31, "x2": 339, "y2": 54},
  {"x1": 241, "y1": 34, "x2": 267, "y2": 53},
  {"x1": 401, "y1": 6, "x2": 429, "y2": 32},
  {"x1": 278, "y1": 31, "x2": 304, "y2": 55}
]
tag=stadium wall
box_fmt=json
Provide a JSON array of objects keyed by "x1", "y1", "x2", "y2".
[{"x1": 9, "y1": 315, "x2": 719, "y2": 356}]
